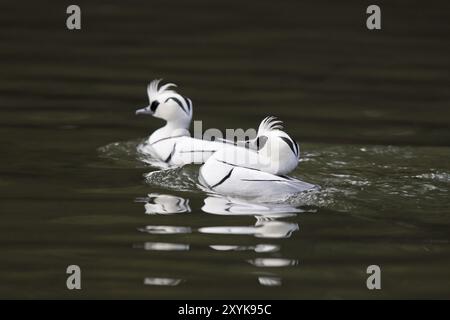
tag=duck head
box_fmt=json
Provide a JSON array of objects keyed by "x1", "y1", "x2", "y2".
[
  {"x1": 252, "y1": 117, "x2": 300, "y2": 175},
  {"x1": 136, "y1": 79, "x2": 193, "y2": 127}
]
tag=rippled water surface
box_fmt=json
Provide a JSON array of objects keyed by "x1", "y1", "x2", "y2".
[{"x1": 1, "y1": 0, "x2": 449, "y2": 298}]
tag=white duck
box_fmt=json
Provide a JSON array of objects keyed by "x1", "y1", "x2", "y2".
[
  {"x1": 136, "y1": 79, "x2": 228, "y2": 166},
  {"x1": 199, "y1": 117, "x2": 318, "y2": 198}
]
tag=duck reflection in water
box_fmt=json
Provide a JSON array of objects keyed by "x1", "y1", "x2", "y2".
[
  {"x1": 199, "y1": 195, "x2": 301, "y2": 239},
  {"x1": 136, "y1": 193, "x2": 302, "y2": 287},
  {"x1": 135, "y1": 193, "x2": 191, "y2": 214}
]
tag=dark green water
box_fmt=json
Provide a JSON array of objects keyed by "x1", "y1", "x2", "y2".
[{"x1": 0, "y1": 0, "x2": 449, "y2": 298}]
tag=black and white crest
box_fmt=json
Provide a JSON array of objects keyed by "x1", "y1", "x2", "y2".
[
  {"x1": 256, "y1": 116, "x2": 300, "y2": 159},
  {"x1": 147, "y1": 79, "x2": 193, "y2": 117}
]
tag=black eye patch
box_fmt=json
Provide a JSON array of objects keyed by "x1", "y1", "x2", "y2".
[
  {"x1": 150, "y1": 100, "x2": 160, "y2": 112},
  {"x1": 256, "y1": 136, "x2": 268, "y2": 150}
]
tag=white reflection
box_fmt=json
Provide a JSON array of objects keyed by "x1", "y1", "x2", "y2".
[
  {"x1": 202, "y1": 195, "x2": 303, "y2": 217},
  {"x1": 200, "y1": 195, "x2": 300, "y2": 238},
  {"x1": 199, "y1": 217, "x2": 298, "y2": 239},
  {"x1": 258, "y1": 276, "x2": 282, "y2": 286},
  {"x1": 144, "y1": 277, "x2": 183, "y2": 286},
  {"x1": 134, "y1": 192, "x2": 301, "y2": 289},
  {"x1": 248, "y1": 258, "x2": 298, "y2": 267},
  {"x1": 210, "y1": 244, "x2": 279, "y2": 253},
  {"x1": 138, "y1": 225, "x2": 192, "y2": 234},
  {"x1": 136, "y1": 193, "x2": 191, "y2": 214},
  {"x1": 135, "y1": 242, "x2": 190, "y2": 251}
]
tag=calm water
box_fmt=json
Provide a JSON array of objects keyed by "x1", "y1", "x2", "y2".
[{"x1": 1, "y1": 1, "x2": 449, "y2": 299}]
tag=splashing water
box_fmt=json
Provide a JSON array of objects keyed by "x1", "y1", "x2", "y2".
[{"x1": 99, "y1": 140, "x2": 450, "y2": 216}]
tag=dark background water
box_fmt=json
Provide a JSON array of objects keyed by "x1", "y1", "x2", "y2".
[{"x1": 0, "y1": 0, "x2": 449, "y2": 298}]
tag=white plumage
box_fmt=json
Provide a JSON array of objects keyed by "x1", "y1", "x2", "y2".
[
  {"x1": 136, "y1": 79, "x2": 225, "y2": 166},
  {"x1": 199, "y1": 117, "x2": 317, "y2": 198},
  {"x1": 199, "y1": 151, "x2": 317, "y2": 198},
  {"x1": 136, "y1": 79, "x2": 317, "y2": 198}
]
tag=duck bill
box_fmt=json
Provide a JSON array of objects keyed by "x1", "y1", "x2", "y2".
[{"x1": 136, "y1": 107, "x2": 152, "y2": 115}]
